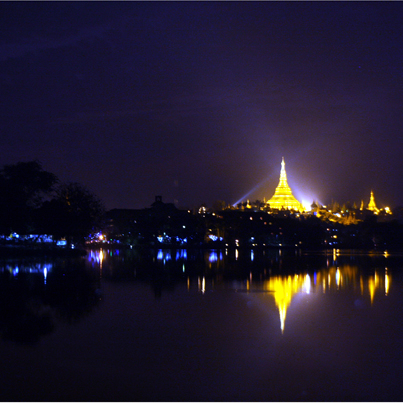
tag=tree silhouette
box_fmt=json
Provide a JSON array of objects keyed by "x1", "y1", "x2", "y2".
[
  {"x1": 0, "y1": 161, "x2": 58, "y2": 234},
  {"x1": 39, "y1": 182, "x2": 104, "y2": 244}
]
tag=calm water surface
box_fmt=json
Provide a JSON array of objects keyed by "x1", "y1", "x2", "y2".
[{"x1": 1, "y1": 248, "x2": 403, "y2": 401}]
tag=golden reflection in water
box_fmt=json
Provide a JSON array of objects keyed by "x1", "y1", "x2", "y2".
[
  {"x1": 197, "y1": 276, "x2": 206, "y2": 294},
  {"x1": 263, "y1": 274, "x2": 311, "y2": 333},
  {"x1": 333, "y1": 248, "x2": 337, "y2": 262},
  {"x1": 99, "y1": 249, "x2": 104, "y2": 278},
  {"x1": 264, "y1": 265, "x2": 391, "y2": 333},
  {"x1": 368, "y1": 271, "x2": 381, "y2": 304},
  {"x1": 336, "y1": 268, "x2": 341, "y2": 289},
  {"x1": 385, "y1": 269, "x2": 390, "y2": 296}
]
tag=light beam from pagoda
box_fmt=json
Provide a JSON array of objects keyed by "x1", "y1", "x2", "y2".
[{"x1": 232, "y1": 172, "x2": 277, "y2": 206}]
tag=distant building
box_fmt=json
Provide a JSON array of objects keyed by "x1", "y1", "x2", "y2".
[
  {"x1": 266, "y1": 157, "x2": 304, "y2": 211},
  {"x1": 103, "y1": 196, "x2": 194, "y2": 246}
]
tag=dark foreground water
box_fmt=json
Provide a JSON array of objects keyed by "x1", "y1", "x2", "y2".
[{"x1": 1, "y1": 247, "x2": 403, "y2": 401}]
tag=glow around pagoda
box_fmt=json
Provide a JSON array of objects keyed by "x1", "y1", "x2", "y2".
[{"x1": 267, "y1": 157, "x2": 304, "y2": 211}]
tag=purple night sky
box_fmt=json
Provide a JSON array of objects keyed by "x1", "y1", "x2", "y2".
[{"x1": 1, "y1": 2, "x2": 403, "y2": 210}]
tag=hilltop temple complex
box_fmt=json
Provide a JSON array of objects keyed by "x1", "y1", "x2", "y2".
[
  {"x1": 233, "y1": 157, "x2": 392, "y2": 221},
  {"x1": 266, "y1": 157, "x2": 304, "y2": 211}
]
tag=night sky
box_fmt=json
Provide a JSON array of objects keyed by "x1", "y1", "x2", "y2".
[{"x1": 2, "y1": 2, "x2": 403, "y2": 210}]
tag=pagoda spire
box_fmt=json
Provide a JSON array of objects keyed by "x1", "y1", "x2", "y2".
[
  {"x1": 367, "y1": 190, "x2": 379, "y2": 213},
  {"x1": 266, "y1": 157, "x2": 303, "y2": 211},
  {"x1": 278, "y1": 157, "x2": 288, "y2": 188}
]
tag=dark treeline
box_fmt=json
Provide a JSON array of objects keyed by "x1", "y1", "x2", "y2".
[
  {"x1": 2, "y1": 161, "x2": 403, "y2": 251},
  {"x1": 0, "y1": 161, "x2": 104, "y2": 246}
]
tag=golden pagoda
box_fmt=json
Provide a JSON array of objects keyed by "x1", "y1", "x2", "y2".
[
  {"x1": 267, "y1": 157, "x2": 304, "y2": 211},
  {"x1": 367, "y1": 190, "x2": 379, "y2": 213}
]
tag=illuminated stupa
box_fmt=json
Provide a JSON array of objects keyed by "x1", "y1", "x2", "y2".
[
  {"x1": 267, "y1": 157, "x2": 304, "y2": 211},
  {"x1": 367, "y1": 190, "x2": 379, "y2": 213}
]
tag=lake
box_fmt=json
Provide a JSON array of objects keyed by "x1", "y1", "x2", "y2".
[{"x1": 1, "y1": 247, "x2": 403, "y2": 401}]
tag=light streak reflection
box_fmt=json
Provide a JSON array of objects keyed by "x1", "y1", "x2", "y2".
[{"x1": 259, "y1": 265, "x2": 391, "y2": 334}]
